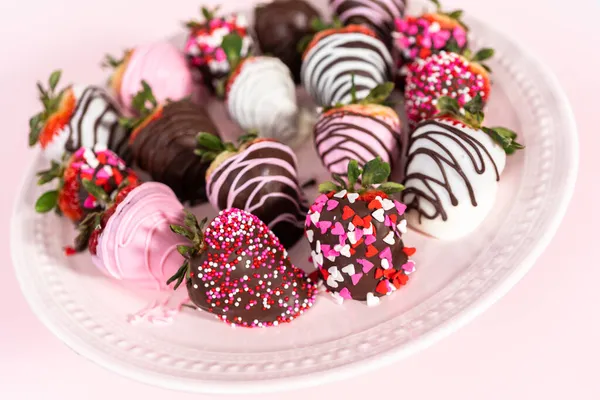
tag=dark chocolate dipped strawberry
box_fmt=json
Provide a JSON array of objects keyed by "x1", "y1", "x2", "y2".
[
  {"x1": 197, "y1": 132, "x2": 309, "y2": 249},
  {"x1": 29, "y1": 70, "x2": 130, "y2": 162},
  {"x1": 314, "y1": 78, "x2": 403, "y2": 178},
  {"x1": 393, "y1": 0, "x2": 469, "y2": 81},
  {"x1": 405, "y1": 47, "x2": 494, "y2": 126},
  {"x1": 254, "y1": 0, "x2": 321, "y2": 83},
  {"x1": 121, "y1": 81, "x2": 221, "y2": 204},
  {"x1": 34, "y1": 147, "x2": 138, "y2": 224},
  {"x1": 168, "y1": 208, "x2": 318, "y2": 327},
  {"x1": 301, "y1": 24, "x2": 394, "y2": 107},
  {"x1": 306, "y1": 157, "x2": 415, "y2": 305},
  {"x1": 183, "y1": 6, "x2": 254, "y2": 94},
  {"x1": 219, "y1": 34, "x2": 299, "y2": 144}
]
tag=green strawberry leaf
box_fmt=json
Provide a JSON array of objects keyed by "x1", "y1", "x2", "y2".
[
  {"x1": 361, "y1": 157, "x2": 391, "y2": 186},
  {"x1": 48, "y1": 70, "x2": 62, "y2": 91},
  {"x1": 81, "y1": 179, "x2": 110, "y2": 204},
  {"x1": 170, "y1": 225, "x2": 195, "y2": 241},
  {"x1": 361, "y1": 82, "x2": 395, "y2": 105},
  {"x1": 347, "y1": 160, "x2": 361, "y2": 190},
  {"x1": 447, "y1": 10, "x2": 464, "y2": 20},
  {"x1": 482, "y1": 127, "x2": 525, "y2": 155},
  {"x1": 436, "y1": 96, "x2": 461, "y2": 116},
  {"x1": 318, "y1": 181, "x2": 340, "y2": 194},
  {"x1": 35, "y1": 190, "x2": 59, "y2": 213},
  {"x1": 378, "y1": 182, "x2": 405, "y2": 194},
  {"x1": 221, "y1": 33, "x2": 243, "y2": 71},
  {"x1": 472, "y1": 48, "x2": 495, "y2": 62},
  {"x1": 196, "y1": 132, "x2": 225, "y2": 152}
]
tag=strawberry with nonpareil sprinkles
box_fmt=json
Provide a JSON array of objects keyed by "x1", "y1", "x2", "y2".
[
  {"x1": 393, "y1": 0, "x2": 469, "y2": 79},
  {"x1": 221, "y1": 34, "x2": 299, "y2": 144},
  {"x1": 35, "y1": 147, "x2": 138, "y2": 224},
  {"x1": 121, "y1": 81, "x2": 221, "y2": 204},
  {"x1": 29, "y1": 70, "x2": 130, "y2": 162},
  {"x1": 314, "y1": 79, "x2": 403, "y2": 178},
  {"x1": 73, "y1": 182, "x2": 190, "y2": 290},
  {"x1": 306, "y1": 157, "x2": 416, "y2": 305},
  {"x1": 197, "y1": 132, "x2": 309, "y2": 249},
  {"x1": 403, "y1": 95, "x2": 524, "y2": 240},
  {"x1": 168, "y1": 209, "x2": 317, "y2": 328},
  {"x1": 405, "y1": 48, "x2": 494, "y2": 126},
  {"x1": 103, "y1": 41, "x2": 193, "y2": 113},
  {"x1": 184, "y1": 6, "x2": 254, "y2": 94}
]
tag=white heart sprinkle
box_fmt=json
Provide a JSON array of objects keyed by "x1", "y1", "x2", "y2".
[
  {"x1": 341, "y1": 264, "x2": 355, "y2": 276},
  {"x1": 311, "y1": 251, "x2": 323, "y2": 268},
  {"x1": 327, "y1": 276, "x2": 340, "y2": 288},
  {"x1": 363, "y1": 225, "x2": 374, "y2": 235},
  {"x1": 330, "y1": 292, "x2": 344, "y2": 304},
  {"x1": 383, "y1": 231, "x2": 395, "y2": 245},
  {"x1": 347, "y1": 231, "x2": 357, "y2": 245},
  {"x1": 328, "y1": 266, "x2": 340, "y2": 279},
  {"x1": 372, "y1": 208, "x2": 385, "y2": 222},
  {"x1": 348, "y1": 222, "x2": 355, "y2": 232},
  {"x1": 381, "y1": 258, "x2": 390, "y2": 270},
  {"x1": 306, "y1": 230, "x2": 314, "y2": 243},
  {"x1": 310, "y1": 211, "x2": 321, "y2": 225},
  {"x1": 397, "y1": 219, "x2": 408, "y2": 234},
  {"x1": 381, "y1": 199, "x2": 395, "y2": 211},
  {"x1": 347, "y1": 193, "x2": 359, "y2": 203},
  {"x1": 339, "y1": 245, "x2": 351, "y2": 257},
  {"x1": 327, "y1": 255, "x2": 337, "y2": 262},
  {"x1": 366, "y1": 293, "x2": 380, "y2": 307},
  {"x1": 334, "y1": 189, "x2": 347, "y2": 198},
  {"x1": 316, "y1": 240, "x2": 321, "y2": 254}
]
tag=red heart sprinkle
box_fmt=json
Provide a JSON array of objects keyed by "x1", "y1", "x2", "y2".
[
  {"x1": 342, "y1": 206, "x2": 355, "y2": 220},
  {"x1": 352, "y1": 215, "x2": 365, "y2": 227},
  {"x1": 368, "y1": 200, "x2": 382, "y2": 210},
  {"x1": 403, "y1": 247, "x2": 417, "y2": 256},
  {"x1": 375, "y1": 268, "x2": 384, "y2": 279},
  {"x1": 389, "y1": 214, "x2": 397, "y2": 224},
  {"x1": 376, "y1": 281, "x2": 389, "y2": 294},
  {"x1": 365, "y1": 245, "x2": 378, "y2": 258},
  {"x1": 351, "y1": 238, "x2": 364, "y2": 249}
]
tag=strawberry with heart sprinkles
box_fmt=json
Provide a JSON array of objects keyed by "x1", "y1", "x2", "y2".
[
  {"x1": 306, "y1": 157, "x2": 416, "y2": 306},
  {"x1": 168, "y1": 208, "x2": 318, "y2": 328}
]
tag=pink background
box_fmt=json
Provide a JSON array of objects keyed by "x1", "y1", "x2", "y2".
[{"x1": 1, "y1": 0, "x2": 598, "y2": 398}]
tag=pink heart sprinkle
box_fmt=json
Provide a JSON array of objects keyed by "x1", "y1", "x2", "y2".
[
  {"x1": 327, "y1": 199, "x2": 340, "y2": 211},
  {"x1": 365, "y1": 235, "x2": 377, "y2": 245},
  {"x1": 315, "y1": 194, "x2": 329, "y2": 205},
  {"x1": 355, "y1": 229, "x2": 364, "y2": 242},
  {"x1": 311, "y1": 202, "x2": 324, "y2": 214},
  {"x1": 394, "y1": 200, "x2": 407, "y2": 215},
  {"x1": 338, "y1": 233, "x2": 347, "y2": 246},
  {"x1": 379, "y1": 247, "x2": 392, "y2": 261},
  {"x1": 339, "y1": 287, "x2": 352, "y2": 299},
  {"x1": 318, "y1": 221, "x2": 332, "y2": 234},
  {"x1": 384, "y1": 215, "x2": 393, "y2": 227},
  {"x1": 305, "y1": 214, "x2": 312, "y2": 227},
  {"x1": 351, "y1": 273, "x2": 363, "y2": 285},
  {"x1": 357, "y1": 259, "x2": 374, "y2": 273},
  {"x1": 331, "y1": 222, "x2": 345, "y2": 236}
]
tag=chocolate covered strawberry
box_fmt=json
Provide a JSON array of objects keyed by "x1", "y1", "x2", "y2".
[
  {"x1": 393, "y1": 0, "x2": 469, "y2": 77},
  {"x1": 197, "y1": 132, "x2": 309, "y2": 249},
  {"x1": 121, "y1": 81, "x2": 221, "y2": 204},
  {"x1": 403, "y1": 95, "x2": 524, "y2": 240},
  {"x1": 306, "y1": 157, "x2": 415, "y2": 305},
  {"x1": 168, "y1": 208, "x2": 317, "y2": 327},
  {"x1": 220, "y1": 34, "x2": 299, "y2": 144},
  {"x1": 74, "y1": 182, "x2": 189, "y2": 290},
  {"x1": 314, "y1": 79, "x2": 403, "y2": 178},
  {"x1": 184, "y1": 6, "x2": 254, "y2": 94},
  {"x1": 405, "y1": 48, "x2": 494, "y2": 126},
  {"x1": 301, "y1": 24, "x2": 394, "y2": 107},
  {"x1": 34, "y1": 147, "x2": 138, "y2": 223},
  {"x1": 103, "y1": 41, "x2": 193, "y2": 113},
  {"x1": 29, "y1": 70, "x2": 130, "y2": 162}
]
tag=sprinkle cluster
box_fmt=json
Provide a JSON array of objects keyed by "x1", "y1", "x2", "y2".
[
  {"x1": 405, "y1": 51, "x2": 489, "y2": 126},
  {"x1": 393, "y1": 16, "x2": 467, "y2": 63},
  {"x1": 184, "y1": 14, "x2": 253, "y2": 75},
  {"x1": 306, "y1": 190, "x2": 415, "y2": 306},
  {"x1": 192, "y1": 209, "x2": 317, "y2": 328},
  {"x1": 70, "y1": 147, "x2": 138, "y2": 210}
]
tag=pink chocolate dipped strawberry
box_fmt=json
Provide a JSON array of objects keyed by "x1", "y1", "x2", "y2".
[
  {"x1": 314, "y1": 79, "x2": 402, "y2": 178},
  {"x1": 306, "y1": 158, "x2": 415, "y2": 306},
  {"x1": 392, "y1": 0, "x2": 469, "y2": 79},
  {"x1": 34, "y1": 147, "x2": 138, "y2": 224},
  {"x1": 405, "y1": 48, "x2": 494, "y2": 126},
  {"x1": 76, "y1": 182, "x2": 189, "y2": 290},
  {"x1": 184, "y1": 6, "x2": 254, "y2": 94},
  {"x1": 103, "y1": 42, "x2": 193, "y2": 113},
  {"x1": 168, "y1": 208, "x2": 317, "y2": 327}
]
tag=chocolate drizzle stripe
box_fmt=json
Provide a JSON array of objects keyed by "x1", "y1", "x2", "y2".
[
  {"x1": 301, "y1": 32, "x2": 392, "y2": 106},
  {"x1": 403, "y1": 120, "x2": 500, "y2": 222}
]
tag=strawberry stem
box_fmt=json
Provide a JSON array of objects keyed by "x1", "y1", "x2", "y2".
[
  {"x1": 118, "y1": 80, "x2": 159, "y2": 130},
  {"x1": 167, "y1": 211, "x2": 208, "y2": 290},
  {"x1": 318, "y1": 157, "x2": 404, "y2": 195},
  {"x1": 195, "y1": 132, "x2": 257, "y2": 164},
  {"x1": 29, "y1": 69, "x2": 68, "y2": 147}
]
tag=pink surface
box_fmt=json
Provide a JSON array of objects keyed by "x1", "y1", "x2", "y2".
[{"x1": 1, "y1": 0, "x2": 598, "y2": 399}]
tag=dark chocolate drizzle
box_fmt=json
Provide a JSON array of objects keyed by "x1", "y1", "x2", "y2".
[
  {"x1": 402, "y1": 120, "x2": 500, "y2": 222},
  {"x1": 131, "y1": 100, "x2": 220, "y2": 204},
  {"x1": 254, "y1": 0, "x2": 321, "y2": 83}
]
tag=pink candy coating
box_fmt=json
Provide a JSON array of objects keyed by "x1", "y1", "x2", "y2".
[
  {"x1": 119, "y1": 41, "x2": 193, "y2": 111},
  {"x1": 92, "y1": 182, "x2": 187, "y2": 290}
]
